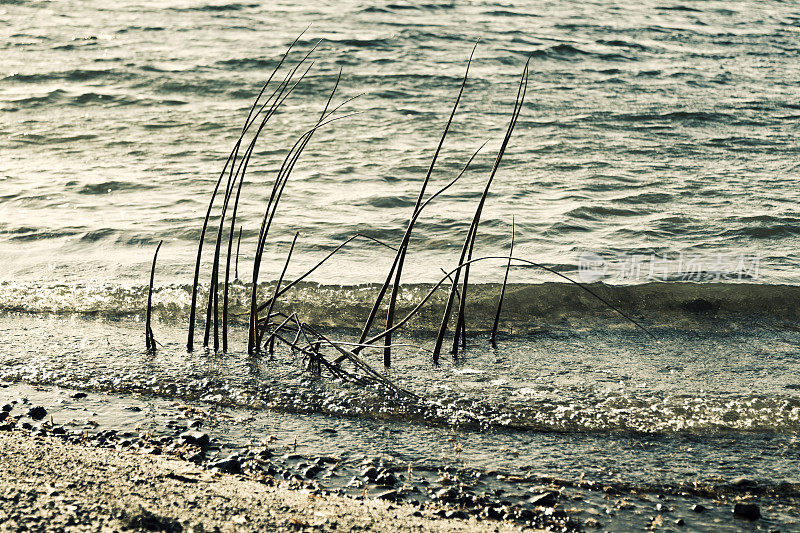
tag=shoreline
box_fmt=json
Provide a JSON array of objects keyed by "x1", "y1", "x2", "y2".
[{"x1": 0, "y1": 429, "x2": 527, "y2": 532}]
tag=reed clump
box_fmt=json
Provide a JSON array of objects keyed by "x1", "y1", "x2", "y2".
[{"x1": 146, "y1": 37, "x2": 651, "y2": 396}]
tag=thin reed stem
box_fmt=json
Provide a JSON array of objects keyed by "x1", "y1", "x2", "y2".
[
  {"x1": 145, "y1": 240, "x2": 163, "y2": 352},
  {"x1": 491, "y1": 217, "x2": 514, "y2": 348},
  {"x1": 187, "y1": 33, "x2": 311, "y2": 352},
  {"x1": 434, "y1": 58, "x2": 529, "y2": 364}
]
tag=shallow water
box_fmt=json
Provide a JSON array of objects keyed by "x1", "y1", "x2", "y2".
[{"x1": 1, "y1": 1, "x2": 799, "y2": 530}]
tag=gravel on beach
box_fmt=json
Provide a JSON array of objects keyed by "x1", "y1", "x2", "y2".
[{"x1": 0, "y1": 431, "x2": 528, "y2": 532}]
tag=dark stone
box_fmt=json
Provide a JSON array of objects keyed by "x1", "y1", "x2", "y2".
[
  {"x1": 1, "y1": 404, "x2": 11, "y2": 412},
  {"x1": 209, "y1": 457, "x2": 242, "y2": 474},
  {"x1": 529, "y1": 491, "x2": 559, "y2": 507},
  {"x1": 361, "y1": 466, "x2": 378, "y2": 480},
  {"x1": 732, "y1": 477, "x2": 757, "y2": 489},
  {"x1": 692, "y1": 504, "x2": 706, "y2": 513},
  {"x1": 187, "y1": 419, "x2": 202, "y2": 429},
  {"x1": 517, "y1": 509, "x2": 535, "y2": 520},
  {"x1": 484, "y1": 506, "x2": 503, "y2": 520},
  {"x1": 675, "y1": 518, "x2": 685, "y2": 526},
  {"x1": 733, "y1": 503, "x2": 761, "y2": 520},
  {"x1": 257, "y1": 449, "x2": 273, "y2": 459},
  {"x1": 124, "y1": 406, "x2": 142, "y2": 412},
  {"x1": 0, "y1": 412, "x2": 7, "y2": 422},
  {"x1": 434, "y1": 487, "x2": 458, "y2": 502},
  {"x1": 71, "y1": 392, "x2": 87, "y2": 399},
  {"x1": 178, "y1": 431, "x2": 210, "y2": 449},
  {"x1": 303, "y1": 466, "x2": 320, "y2": 479},
  {"x1": 0, "y1": 423, "x2": 13, "y2": 431},
  {"x1": 445, "y1": 510, "x2": 469, "y2": 520},
  {"x1": 375, "y1": 471, "x2": 397, "y2": 486},
  {"x1": 186, "y1": 452, "x2": 204, "y2": 464},
  {"x1": 375, "y1": 489, "x2": 399, "y2": 501},
  {"x1": 119, "y1": 508, "x2": 182, "y2": 532},
  {"x1": 51, "y1": 426, "x2": 66, "y2": 435},
  {"x1": 27, "y1": 406, "x2": 47, "y2": 421}
]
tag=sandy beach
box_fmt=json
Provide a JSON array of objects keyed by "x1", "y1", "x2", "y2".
[{"x1": 0, "y1": 430, "x2": 528, "y2": 532}]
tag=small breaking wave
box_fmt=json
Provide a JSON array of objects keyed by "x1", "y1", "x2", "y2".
[{"x1": 1, "y1": 280, "x2": 799, "y2": 330}]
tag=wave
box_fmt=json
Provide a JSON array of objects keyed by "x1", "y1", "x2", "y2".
[
  {"x1": 168, "y1": 3, "x2": 258, "y2": 12},
  {"x1": 2, "y1": 69, "x2": 132, "y2": 83},
  {"x1": 1, "y1": 280, "x2": 799, "y2": 330},
  {"x1": 4, "y1": 90, "x2": 186, "y2": 110}
]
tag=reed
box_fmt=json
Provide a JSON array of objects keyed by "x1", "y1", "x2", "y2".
[
  {"x1": 351, "y1": 44, "x2": 477, "y2": 368},
  {"x1": 145, "y1": 240, "x2": 163, "y2": 352},
  {"x1": 433, "y1": 57, "x2": 530, "y2": 364},
  {"x1": 187, "y1": 32, "x2": 313, "y2": 352},
  {"x1": 210, "y1": 49, "x2": 318, "y2": 351},
  {"x1": 169, "y1": 40, "x2": 654, "y2": 397},
  {"x1": 247, "y1": 76, "x2": 356, "y2": 354},
  {"x1": 491, "y1": 218, "x2": 514, "y2": 348}
]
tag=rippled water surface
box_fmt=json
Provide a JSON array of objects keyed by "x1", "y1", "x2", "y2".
[
  {"x1": 1, "y1": 1, "x2": 799, "y2": 530},
  {"x1": 1, "y1": 0, "x2": 799, "y2": 284}
]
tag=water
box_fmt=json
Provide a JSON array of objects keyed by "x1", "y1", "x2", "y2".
[{"x1": 2, "y1": 0, "x2": 800, "y2": 530}]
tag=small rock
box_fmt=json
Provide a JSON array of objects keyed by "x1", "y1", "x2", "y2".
[
  {"x1": 733, "y1": 503, "x2": 761, "y2": 520},
  {"x1": 361, "y1": 466, "x2": 378, "y2": 480},
  {"x1": 257, "y1": 448, "x2": 272, "y2": 459},
  {"x1": 186, "y1": 452, "x2": 204, "y2": 464},
  {"x1": 444, "y1": 510, "x2": 469, "y2": 520},
  {"x1": 303, "y1": 466, "x2": 320, "y2": 479},
  {"x1": 1, "y1": 404, "x2": 12, "y2": 412},
  {"x1": 529, "y1": 491, "x2": 559, "y2": 507},
  {"x1": 375, "y1": 471, "x2": 397, "y2": 486},
  {"x1": 0, "y1": 412, "x2": 7, "y2": 422},
  {"x1": 209, "y1": 457, "x2": 242, "y2": 474},
  {"x1": 71, "y1": 392, "x2": 87, "y2": 399},
  {"x1": 732, "y1": 477, "x2": 757, "y2": 489},
  {"x1": 375, "y1": 489, "x2": 399, "y2": 501},
  {"x1": 434, "y1": 487, "x2": 458, "y2": 502},
  {"x1": 692, "y1": 504, "x2": 706, "y2": 513},
  {"x1": 27, "y1": 406, "x2": 47, "y2": 421},
  {"x1": 675, "y1": 518, "x2": 685, "y2": 526},
  {"x1": 178, "y1": 431, "x2": 210, "y2": 449}
]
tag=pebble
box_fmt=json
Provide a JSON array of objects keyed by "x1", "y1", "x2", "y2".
[
  {"x1": 733, "y1": 503, "x2": 761, "y2": 520},
  {"x1": 209, "y1": 457, "x2": 242, "y2": 475},
  {"x1": 27, "y1": 406, "x2": 47, "y2": 421},
  {"x1": 375, "y1": 471, "x2": 396, "y2": 486},
  {"x1": 360, "y1": 466, "x2": 378, "y2": 480},
  {"x1": 375, "y1": 489, "x2": 399, "y2": 501},
  {"x1": 529, "y1": 491, "x2": 559, "y2": 508},
  {"x1": 692, "y1": 504, "x2": 706, "y2": 513},
  {"x1": 732, "y1": 477, "x2": 757, "y2": 489},
  {"x1": 178, "y1": 431, "x2": 210, "y2": 449}
]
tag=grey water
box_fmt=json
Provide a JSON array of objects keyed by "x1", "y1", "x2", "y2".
[{"x1": 2, "y1": 0, "x2": 800, "y2": 530}]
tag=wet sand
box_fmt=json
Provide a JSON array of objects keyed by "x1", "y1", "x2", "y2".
[{"x1": 0, "y1": 431, "x2": 528, "y2": 532}]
